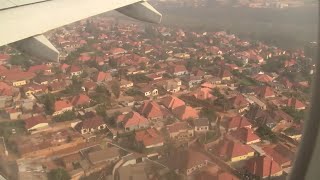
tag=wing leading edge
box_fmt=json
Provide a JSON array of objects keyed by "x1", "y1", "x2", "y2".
[{"x1": 0, "y1": 0, "x2": 161, "y2": 61}]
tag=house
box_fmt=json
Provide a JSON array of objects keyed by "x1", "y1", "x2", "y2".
[
  {"x1": 1, "y1": 69, "x2": 35, "y2": 87},
  {"x1": 146, "y1": 73, "x2": 162, "y2": 81},
  {"x1": 170, "y1": 65, "x2": 188, "y2": 76},
  {"x1": 116, "y1": 111, "x2": 150, "y2": 131},
  {"x1": 283, "y1": 98, "x2": 306, "y2": 110},
  {"x1": 24, "y1": 115, "x2": 49, "y2": 132},
  {"x1": 94, "y1": 71, "x2": 112, "y2": 82},
  {"x1": 49, "y1": 81, "x2": 67, "y2": 93},
  {"x1": 160, "y1": 78, "x2": 181, "y2": 93},
  {"x1": 53, "y1": 100, "x2": 73, "y2": 116},
  {"x1": 245, "y1": 156, "x2": 282, "y2": 179},
  {"x1": 69, "y1": 65, "x2": 82, "y2": 76},
  {"x1": 6, "y1": 108, "x2": 22, "y2": 120},
  {"x1": 228, "y1": 94, "x2": 250, "y2": 113},
  {"x1": 161, "y1": 95, "x2": 185, "y2": 110},
  {"x1": 110, "y1": 47, "x2": 127, "y2": 56},
  {"x1": 28, "y1": 64, "x2": 52, "y2": 75},
  {"x1": 223, "y1": 116, "x2": 252, "y2": 131},
  {"x1": 246, "y1": 95, "x2": 267, "y2": 110},
  {"x1": 192, "y1": 88, "x2": 217, "y2": 101},
  {"x1": 137, "y1": 84, "x2": 158, "y2": 97},
  {"x1": 135, "y1": 128, "x2": 164, "y2": 149},
  {"x1": 255, "y1": 86, "x2": 275, "y2": 99},
  {"x1": 33, "y1": 76, "x2": 59, "y2": 85},
  {"x1": 87, "y1": 147, "x2": 120, "y2": 165},
  {"x1": 23, "y1": 83, "x2": 48, "y2": 99},
  {"x1": 216, "y1": 139, "x2": 255, "y2": 162},
  {"x1": 193, "y1": 118, "x2": 209, "y2": 133},
  {"x1": 120, "y1": 79, "x2": 134, "y2": 88},
  {"x1": 172, "y1": 105, "x2": 199, "y2": 121},
  {"x1": 138, "y1": 101, "x2": 168, "y2": 120},
  {"x1": 230, "y1": 127, "x2": 261, "y2": 144},
  {"x1": 271, "y1": 110, "x2": 294, "y2": 123},
  {"x1": 71, "y1": 94, "x2": 91, "y2": 107},
  {"x1": 253, "y1": 74, "x2": 273, "y2": 83},
  {"x1": 282, "y1": 124, "x2": 303, "y2": 141},
  {"x1": 75, "y1": 116, "x2": 106, "y2": 134},
  {"x1": 166, "y1": 122, "x2": 194, "y2": 141},
  {"x1": 219, "y1": 69, "x2": 232, "y2": 81},
  {"x1": 60, "y1": 63, "x2": 70, "y2": 73},
  {"x1": 169, "y1": 148, "x2": 210, "y2": 175},
  {"x1": 184, "y1": 75, "x2": 202, "y2": 88},
  {"x1": 262, "y1": 144, "x2": 294, "y2": 168}
]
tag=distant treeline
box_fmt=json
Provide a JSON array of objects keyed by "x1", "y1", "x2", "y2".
[{"x1": 156, "y1": 5, "x2": 318, "y2": 49}]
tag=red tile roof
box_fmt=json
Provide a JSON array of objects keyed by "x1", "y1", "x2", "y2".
[
  {"x1": 71, "y1": 94, "x2": 90, "y2": 106},
  {"x1": 0, "y1": 54, "x2": 10, "y2": 61},
  {"x1": 262, "y1": 144, "x2": 293, "y2": 167},
  {"x1": 0, "y1": 82, "x2": 14, "y2": 96},
  {"x1": 255, "y1": 86, "x2": 275, "y2": 98},
  {"x1": 135, "y1": 128, "x2": 164, "y2": 147},
  {"x1": 224, "y1": 116, "x2": 252, "y2": 130},
  {"x1": 28, "y1": 64, "x2": 50, "y2": 73},
  {"x1": 138, "y1": 101, "x2": 165, "y2": 119},
  {"x1": 285, "y1": 98, "x2": 306, "y2": 110},
  {"x1": 167, "y1": 121, "x2": 191, "y2": 134},
  {"x1": 229, "y1": 94, "x2": 249, "y2": 109},
  {"x1": 220, "y1": 69, "x2": 232, "y2": 78},
  {"x1": 77, "y1": 116, "x2": 105, "y2": 130},
  {"x1": 110, "y1": 48, "x2": 126, "y2": 55},
  {"x1": 54, "y1": 100, "x2": 72, "y2": 112},
  {"x1": 254, "y1": 74, "x2": 273, "y2": 83},
  {"x1": 1, "y1": 69, "x2": 35, "y2": 82},
  {"x1": 24, "y1": 115, "x2": 48, "y2": 130},
  {"x1": 246, "y1": 156, "x2": 282, "y2": 178},
  {"x1": 217, "y1": 139, "x2": 254, "y2": 160},
  {"x1": 172, "y1": 105, "x2": 199, "y2": 121},
  {"x1": 70, "y1": 65, "x2": 81, "y2": 73},
  {"x1": 161, "y1": 95, "x2": 185, "y2": 110},
  {"x1": 171, "y1": 65, "x2": 188, "y2": 73},
  {"x1": 95, "y1": 71, "x2": 112, "y2": 82},
  {"x1": 117, "y1": 111, "x2": 149, "y2": 129},
  {"x1": 230, "y1": 127, "x2": 260, "y2": 144},
  {"x1": 193, "y1": 88, "x2": 216, "y2": 101}
]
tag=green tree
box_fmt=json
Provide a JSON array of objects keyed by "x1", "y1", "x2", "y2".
[
  {"x1": 111, "y1": 80, "x2": 120, "y2": 98},
  {"x1": 47, "y1": 168, "x2": 71, "y2": 180},
  {"x1": 43, "y1": 93, "x2": 55, "y2": 115},
  {"x1": 9, "y1": 55, "x2": 31, "y2": 69},
  {"x1": 95, "y1": 104, "x2": 108, "y2": 121}
]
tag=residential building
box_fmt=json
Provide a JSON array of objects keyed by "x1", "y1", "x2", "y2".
[
  {"x1": 166, "y1": 122, "x2": 194, "y2": 141},
  {"x1": 138, "y1": 101, "x2": 168, "y2": 120},
  {"x1": 192, "y1": 87, "x2": 217, "y2": 101},
  {"x1": 161, "y1": 95, "x2": 185, "y2": 110},
  {"x1": 135, "y1": 128, "x2": 164, "y2": 149},
  {"x1": 223, "y1": 116, "x2": 252, "y2": 131},
  {"x1": 172, "y1": 105, "x2": 199, "y2": 121},
  {"x1": 53, "y1": 100, "x2": 73, "y2": 116},
  {"x1": 117, "y1": 111, "x2": 150, "y2": 131},
  {"x1": 69, "y1": 65, "x2": 82, "y2": 76},
  {"x1": 216, "y1": 139, "x2": 255, "y2": 162},
  {"x1": 75, "y1": 116, "x2": 106, "y2": 134},
  {"x1": 230, "y1": 127, "x2": 261, "y2": 144},
  {"x1": 245, "y1": 156, "x2": 283, "y2": 179},
  {"x1": 193, "y1": 118, "x2": 209, "y2": 133},
  {"x1": 24, "y1": 115, "x2": 49, "y2": 132},
  {"x1": 87, "y1": 147, "x2": 120, "y2": 165}
]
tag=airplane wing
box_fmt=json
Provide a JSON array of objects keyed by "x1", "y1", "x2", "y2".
[{"x1": 0, "y1": 0, "x2": 162, "y2": 61}]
